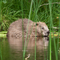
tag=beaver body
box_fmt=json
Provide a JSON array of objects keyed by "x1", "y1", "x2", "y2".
[
  {"x1": 7, "y1": 18, "x2": 49, "y2": 49},
  {"x1": 7, "y1": 18, "x2": 49, "y2": 39}
]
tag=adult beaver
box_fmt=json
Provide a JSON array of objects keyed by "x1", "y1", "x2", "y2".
[
  {"x1": 7, "y1": 18, "x2": 49, "y2": 40},
  {"x1": 7, "y1": 19, "x2": 49, "y2": 60}
]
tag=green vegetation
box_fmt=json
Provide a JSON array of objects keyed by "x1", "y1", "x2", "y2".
[{"x1": 0, "y1": 0, "x2": 60, "y2": 31}]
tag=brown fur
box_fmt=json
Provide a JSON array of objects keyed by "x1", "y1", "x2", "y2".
[
  {"x1": 7, "y1": 18, "x2": 49, "y2": 49},
  {"x1": 7, "y1": 18, "x2": 49, "y2": 39}
]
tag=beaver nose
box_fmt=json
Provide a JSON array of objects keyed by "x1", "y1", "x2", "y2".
[{"x1": 47, "y1": 31, "x2": 50, "y2": 35}]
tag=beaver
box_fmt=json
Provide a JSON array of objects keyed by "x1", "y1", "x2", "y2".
[
  {"x1": 7, "y1": 18, "x2": 49, "y2": 40},
  {"x1": 7, "y1": 19, "x2": 49, "y2": 60}
]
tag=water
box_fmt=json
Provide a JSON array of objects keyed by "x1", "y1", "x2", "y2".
[{"x1": 0, "y1": 37, "x2": 60, "y2": 60}]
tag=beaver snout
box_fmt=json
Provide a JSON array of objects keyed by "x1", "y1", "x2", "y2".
[{"x1": 43, "y1": 31, "x2": 50, "y2": 37}]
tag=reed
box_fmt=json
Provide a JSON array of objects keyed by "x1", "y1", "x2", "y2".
[
  {"x1": 0, "y1": 46, "x2": 2, "y2": 60},
  {"x1": 23, "y1": 0, "x2": 33, "y2": 60},
  {"x1": 0, "y1": 0, "x2": 2, "y2": 60},
  {"x1": 48, "y1": 0, "x2": 59, "y2": 60},
  {"x1": 48, "y1": 0, "x2": 52, "y2": 60},
  {"x1": 57, "y1": 15, "x2": 60, "y2": 59}
]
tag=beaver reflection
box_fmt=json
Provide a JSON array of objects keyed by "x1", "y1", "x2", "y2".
[
  {"x1": 8, "y1": 37, "x2": 49, "y2": 60},
  {"x1": 8, "y1": 37, "x2": 49, "y2": 50}
]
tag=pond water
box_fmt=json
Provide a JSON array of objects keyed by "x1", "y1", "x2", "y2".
[{"x1": 0, "y1": 37, "x2": 60, "y2": 60}]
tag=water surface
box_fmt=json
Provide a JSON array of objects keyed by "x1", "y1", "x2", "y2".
[{"x1": 0, "y1": 37, "x2": 60, "y2": 60}]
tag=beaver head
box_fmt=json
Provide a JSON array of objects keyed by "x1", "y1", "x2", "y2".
[
  {"x1": 30, "y1": 22, "x2": 49, "y2": 37},
  {"x1": 36, "y1": 22, "x2": 49, "y2": 37}
]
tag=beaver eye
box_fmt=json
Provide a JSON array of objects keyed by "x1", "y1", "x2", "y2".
[
  {"x1": 36, "y1": 23, "x2": 38, "y2": 26},
  {"x1": 42, "y1": 27, "x2": 44, "y2": 29}
]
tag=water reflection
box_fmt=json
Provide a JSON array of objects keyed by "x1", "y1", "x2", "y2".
[{"x1": 7, "y1": 37, "x2": 49, "y2": 60}]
